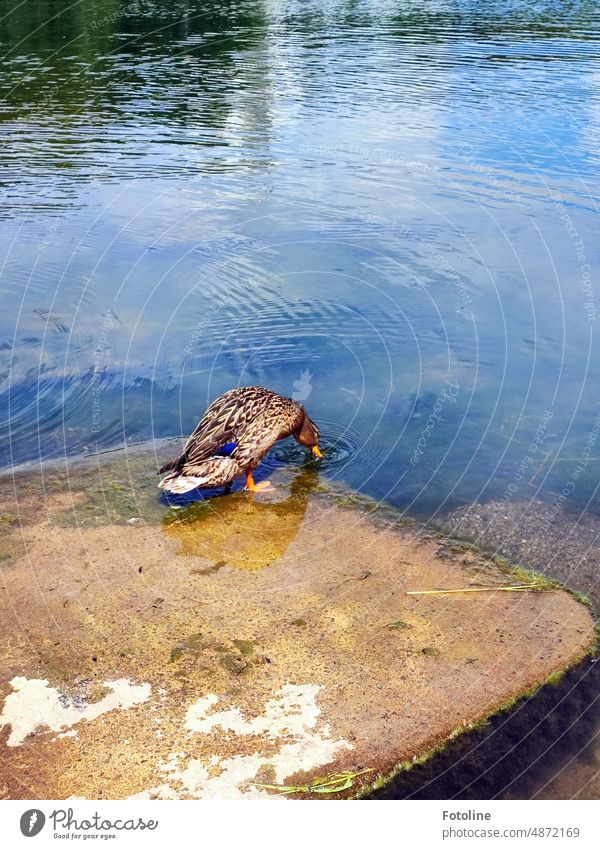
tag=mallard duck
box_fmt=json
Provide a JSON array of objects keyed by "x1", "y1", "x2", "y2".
[{"x1": 158, "y1": 386, "x2": 322, "y2": 494}]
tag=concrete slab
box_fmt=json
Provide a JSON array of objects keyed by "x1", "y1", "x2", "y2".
[{"x1": 0, "y1": 451, "x2": 595, "y2": 799}]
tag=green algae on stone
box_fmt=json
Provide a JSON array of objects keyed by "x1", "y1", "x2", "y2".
[
  {"x1": 422, "y1": 647, "x2": 440, "y2": 658},
  {"x1": 89, "y1": 684, "x2": 111, "y2": 704},
  {"x1": 232, "y1": 639, "x2": 255, "y2": 656},
  {"x1": 0, "y1": 514, "x2": 17, "y2": 525},
  {"x1": 169, "y1": 633, "x2": 205, "y2": 663},
  {"x1": 219, "y1": 653, "x2": 249, "y2": 675}
]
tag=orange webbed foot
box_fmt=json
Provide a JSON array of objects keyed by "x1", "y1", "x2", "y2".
[
  {"x1": 251, "y1": 480, "x2": 274, "y2": 493},
  {"x1": 244, "y1": 473, "x2": 275, "y2": 493}
]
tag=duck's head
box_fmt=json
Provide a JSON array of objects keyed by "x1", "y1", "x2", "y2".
[{"x1": 293, "y1": 406, "x2": 323, "y2": 459}]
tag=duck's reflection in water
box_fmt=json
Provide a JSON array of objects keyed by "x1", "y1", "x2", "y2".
[{"x1": 162, "y1": 468, "x2": 319, "y2": 570}]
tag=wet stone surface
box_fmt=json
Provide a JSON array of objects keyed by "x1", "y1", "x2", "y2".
[{"x1": 0, "y1": 449, "x2": 595, "y2": 799}]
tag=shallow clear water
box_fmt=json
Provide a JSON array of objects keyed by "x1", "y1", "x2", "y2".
[
  {"x1": 1, "y1": 0, "x2": 600, "y2": 800},
  {"x1": 2, "y1": 0, "x2": 600, "y2": 519}
]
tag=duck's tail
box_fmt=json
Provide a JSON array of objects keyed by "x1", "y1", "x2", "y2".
[
  {"x1": 158, "y1": 457, "x2": 239, "y2": 493},
  {"x1": 158, "y1": 473, "x2": 206, "y2": 493}
]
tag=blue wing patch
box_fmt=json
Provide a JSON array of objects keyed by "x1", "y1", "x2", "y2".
[{"x1": 217, "y1": 441, "x2": 238, "y2": 457}]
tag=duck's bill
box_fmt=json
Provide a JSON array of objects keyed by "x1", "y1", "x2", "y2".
[{"x1": 312, "y1": 445, "x2": 323, "y2": 459}]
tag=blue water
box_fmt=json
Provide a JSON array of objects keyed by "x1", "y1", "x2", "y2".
[{"x1": 1, "y1": 0, "x2": 600, "y2": 522}]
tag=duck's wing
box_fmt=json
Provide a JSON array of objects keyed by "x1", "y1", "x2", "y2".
[
  {"x1": 181, "y1": 387, "x2": 278, "y2": 465},
  {"x1": 232, "y1": 412, "x2": 290, "y2": 469}
]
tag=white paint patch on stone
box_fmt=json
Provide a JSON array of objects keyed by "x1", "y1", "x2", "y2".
[
  {"x1": 0, "y1": 677, "x2": 151, "y2": 747},
  {"x1": 185, "y1": 684, "x2": 322, "y2": 739},
  {"x1": 133, "y1": 683, "x2": 352, "y2": 800}
]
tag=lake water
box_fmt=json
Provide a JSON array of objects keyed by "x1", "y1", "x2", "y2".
[{"x1": 1, "y1": 0, "x2": 599, "y2": 797}]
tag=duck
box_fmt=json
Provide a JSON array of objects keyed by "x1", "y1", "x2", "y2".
[{"x1": 158, "y1": 386, "x2": 322, "y2": 494}]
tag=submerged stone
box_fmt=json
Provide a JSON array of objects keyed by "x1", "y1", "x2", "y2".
[{"x1": 0, "y1": 447, "x2": 595, "y2": 799}]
